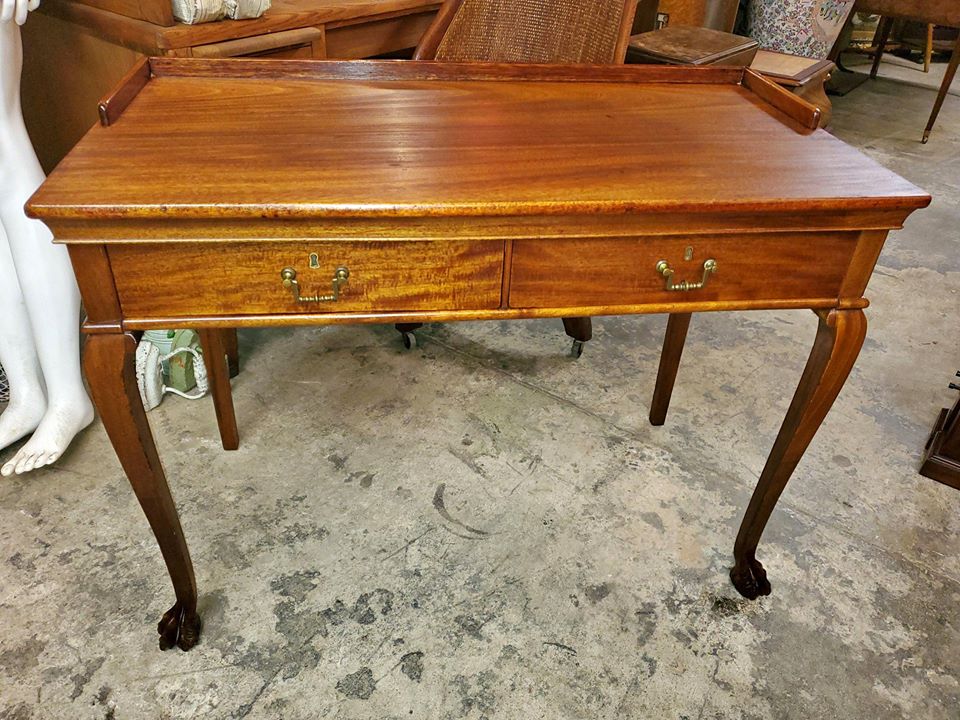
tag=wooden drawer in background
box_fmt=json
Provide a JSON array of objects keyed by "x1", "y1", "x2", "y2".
[
  {"x1": 109, "y1": 240, "x2": 504, "y2": 319},
  {"x1": 508, "y1": 233, "x2": 859, "y2": 308}
]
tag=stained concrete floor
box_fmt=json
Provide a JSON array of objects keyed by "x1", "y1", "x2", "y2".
[{"x1": 1, "y1": 75, "x2": 959, "y2": 720}]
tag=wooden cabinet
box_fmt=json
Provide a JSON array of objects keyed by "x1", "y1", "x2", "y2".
[{"x1": 21, "y1": 0, "x2": 439, "y2": 171}]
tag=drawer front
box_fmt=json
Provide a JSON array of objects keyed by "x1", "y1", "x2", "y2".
[
  {"x1": 110, "y1": 240, "x2": 504, "y2": 318},
  {"x1": 508, "y1": 233, "x2": 858, "y2": 308}
]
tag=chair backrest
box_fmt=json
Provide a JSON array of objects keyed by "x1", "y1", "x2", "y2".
[{"x1": 414, "y1": 0, "x2": 640, "y2": 64}]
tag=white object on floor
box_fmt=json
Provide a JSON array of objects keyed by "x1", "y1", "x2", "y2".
[{"x1": 135, "y1": 340, "x2": 208, "y2": 411}]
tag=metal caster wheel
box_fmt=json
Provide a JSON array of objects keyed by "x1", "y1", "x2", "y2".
[
  {"x1": 402, "y1": 332, "x2": 417, "y2": 350},
  {"x1": 570, "y1": 340, "x2": 584, "y2": 359}
]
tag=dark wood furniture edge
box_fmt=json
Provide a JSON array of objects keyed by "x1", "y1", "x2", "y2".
[
  {"x1": 920, "y1": 395, "x2": 960, "y2": 490},
  {"x1": 98, "y1": 57, "x2": 152, "y2": 126},
  {"x1": 741, "y1": 68, "x2": 821, "y2": 130}
]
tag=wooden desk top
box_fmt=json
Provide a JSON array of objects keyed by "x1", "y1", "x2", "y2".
[
  {"x1": 30, "y1": 60, "x2": 929, "y2": 229},
  {"x1": 40, "y1": 0, "x2": 440, "y2": 52}
]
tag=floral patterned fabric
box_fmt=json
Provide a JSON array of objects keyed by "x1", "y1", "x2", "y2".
[{"x1": 747, "y1": 0, "x2": 856, "y2": 59}]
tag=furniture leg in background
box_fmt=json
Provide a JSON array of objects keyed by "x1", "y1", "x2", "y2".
[
  {"x1": 649, "y1": 313, "x2": 692, "y2": 426},
  {"x1": 923, "y1": 38, "x2": 960, "y2": 142},
  {"x1": 83, "y1": 332, "x2": 201, "y2": 651},
  {"x1": 198, "y1": 329, "x2": 239, "y2": 451},
  {"x1": 870, "y1": 16, "x2": 896, "y2": 78},
  {"x1": 731, "y1": 309, "x2": 867, "y2": 598},
  {"x1": 562, "y1": 317, "x2": 593, "y2": 358}
]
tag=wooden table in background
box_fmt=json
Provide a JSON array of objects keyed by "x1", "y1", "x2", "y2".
[
  {"x1": 21, "y1": 0, "x2": 439, "y2": 170},
  {"x1": 854, "y1": 0, "x2": 960, "y2": 142},
  {"x1": 28, "y1": 59, "x2": 929, "y2": 651}
]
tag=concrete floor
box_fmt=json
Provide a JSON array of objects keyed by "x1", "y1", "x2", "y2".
[{"x1": 1, "y1": 76, "x2": 959, "y2": 720}]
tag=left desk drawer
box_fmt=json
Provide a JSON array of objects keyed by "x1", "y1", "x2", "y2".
[{"x1": 109, "y1": 241, "x2": 504, "y2": 319}]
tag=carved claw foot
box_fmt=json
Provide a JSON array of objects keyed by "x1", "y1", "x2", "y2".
[
  {"x1": 729, "y1": 557, "x2": 772, "y2": 600},
  {"x1": 157, "y1": 601, "x2": 202, "y2": 651}
]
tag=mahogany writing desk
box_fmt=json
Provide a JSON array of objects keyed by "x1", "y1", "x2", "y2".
[{"x1": 28, "y1": 59, "x2": 930, "y2": 651}]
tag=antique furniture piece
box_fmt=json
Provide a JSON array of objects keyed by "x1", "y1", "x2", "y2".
[
  {"x1": 656, "y1": 0, "x2": 738, "y2": 32},
  {"x1": 855, "y1": 0, "x2": 960, "y2": 142},
  {"x1": 28, "y1": 58, "x2": 929, "y2": 651},
  {"x1": 21, "y1": 0, "x2": 441, "y2": 170},
  {"x1": 395, "y1": 0, "x2": 640, "y2": 356},
  {"x1": 627, "y1": 25, "x2": 759, "y2": 66},
  {"x1": 920, "y1": 372, "x2": 960, "y2": 489},
  {"x1": 750, "y1": 49, "x2": 835, "y2": 126}
]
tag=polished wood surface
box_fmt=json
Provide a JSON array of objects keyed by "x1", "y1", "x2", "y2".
[
  {"x1": 409, "y1": 0, "x2": 638, "y2": 349},
  {"x1": 29, "y1": 60, "x2": 929, "y2": 649},
  {"x1": 31, "y1": 63, "x2": 926, "y2": 221},
  {"x1": 109, "y1": 240, "x2": 504, "y2": 316}
]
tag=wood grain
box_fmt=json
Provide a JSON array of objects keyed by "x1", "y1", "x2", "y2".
[
  {"x1": 28, "y1": 62, "x2": 928, "y2": 223},
  {"x1": 508, "y1": 233, "x2": 859, "y2": 308},
  {"x1": 108, "y1": 241, "x2": 504, "y2": 318}
]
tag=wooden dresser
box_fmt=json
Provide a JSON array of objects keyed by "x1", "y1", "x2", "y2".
[{"x1": 21, "y1": 0, "x2": 439, "y2": 170}]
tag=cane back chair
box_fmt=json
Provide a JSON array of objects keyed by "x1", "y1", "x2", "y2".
[{"x1": 394, "y1": 0, "x2": 640, "y2": 357}]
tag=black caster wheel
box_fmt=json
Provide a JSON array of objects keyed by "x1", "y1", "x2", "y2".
[
  {"x1": 570, "y1": 340, "x2": 584, "y2": 359},
  {"x1": 402, "y1": 332, "x2": 417, "y2": 350}
]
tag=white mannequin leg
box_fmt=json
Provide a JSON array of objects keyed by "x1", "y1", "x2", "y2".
[
  {"x1": 0, "y1": 221, "x2": 47, "y2": 447},
  {"x1": 0, "y1": 20, "x2": 93, "y2": 476}
]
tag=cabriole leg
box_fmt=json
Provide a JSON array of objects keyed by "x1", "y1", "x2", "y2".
[
  {"x1": 731, "y1": 309, "x2": 866, "y2": 599},
  {"x1": 84, "y1": 332, "x2": 201, "y2": 651}
]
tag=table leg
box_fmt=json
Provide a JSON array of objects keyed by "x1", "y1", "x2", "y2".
[
  {"x1": 199, "y1": 329, "x2": 239, "y2": 451},
  {"x1": 84, "y1": 333, "x2": 201, "y2": 650},
  {"x1": 922, "y1": 39, "x2": 960, "y2": 143},
  {"x1": 562, "y1": 317, "x2": 592, "y2": 358},
  {"x1": 870, "y1": 16, "x2": 894, "y2": 79},
  {"x1": 223, "y1": 328, "x2": 240, "y2": 379},
  {"x1": 649, "y1": 313, "x2": 692, "y2": 426},
  {"x1": 730, "y1": 309, "x2": 866, "y2": 599}
]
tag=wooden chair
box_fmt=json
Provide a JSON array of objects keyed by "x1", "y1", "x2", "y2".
[{"x1": 394, "y1": 0, "x2": 640, "y2": 357}]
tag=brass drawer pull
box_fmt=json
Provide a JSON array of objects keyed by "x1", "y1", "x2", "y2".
[
  {"x1": 280, "y1": 266, "x2": 350, "y2": 303},
  {"x1": 656, "y1": 258, "x2": 717, "y2": 292}
]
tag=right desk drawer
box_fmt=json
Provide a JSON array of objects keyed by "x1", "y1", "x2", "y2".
[{"x1": 508, "y1": 233, "x2": 858, "y2": 308}]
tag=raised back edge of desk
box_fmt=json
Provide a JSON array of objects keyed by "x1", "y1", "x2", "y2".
[{"x1": 97, "y1": 58, "x2": 810, "y2": 131}]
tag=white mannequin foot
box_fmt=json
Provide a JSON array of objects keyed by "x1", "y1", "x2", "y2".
[
  {"x1": 0, "y1": 386, "x2": 46, "y2": 452},
  {"x1": 1, "y1": 393, "x2": 93, "y2": 476}
]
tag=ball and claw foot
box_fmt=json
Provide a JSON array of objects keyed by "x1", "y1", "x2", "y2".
[
  {"x1": 729, "y1": 557, "x2": 772, "y2": 600},
  {"x1": 570, "y1": 340, "x2": 584, "y2": 359},
  {"x1": 158, "y1": 601, "x2": 201, "y2": 651},
  {"x1": 401, "y1": 332, "x2": 417, "y2": 350}
]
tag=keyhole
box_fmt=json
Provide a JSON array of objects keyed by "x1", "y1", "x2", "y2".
[
  {"x1": 684, "y1": 246, "x2": 694, "y2": 262},
  {"x1": 309, "y1": 253, "x2": 320, "y2": 269}
]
